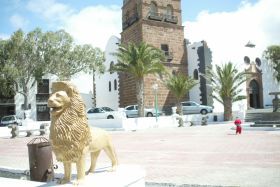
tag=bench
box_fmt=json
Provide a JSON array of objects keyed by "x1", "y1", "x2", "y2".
[{"x1": 9, "y1": 123, "x2": 49, "y2": 138}]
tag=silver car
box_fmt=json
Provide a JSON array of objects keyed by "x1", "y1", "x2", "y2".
[
  {"x1": 87, "y1": 107, "x2": 126, "y2": 120},
  {"x1": 181, "y1": 101, "x2": 213, "y2": 115},
  {"x1": 124, "y1": 105, "x2": 161, "y2": 118},
  {"x1": 0, "y1": 115, "x2": 22, "y2": 127}
]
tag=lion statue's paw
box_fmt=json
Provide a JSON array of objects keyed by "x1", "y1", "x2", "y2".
[
  {"x1": 107, "y1": 165, "x2": 118, "y2": 172},
  {"x1": 57, "y1": 178, "x2": 71, "y2": 184},
  {"x1": 73, "y1": 179, "x2": 85, "y2": 186}
]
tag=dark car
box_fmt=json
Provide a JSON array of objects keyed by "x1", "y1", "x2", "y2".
[{"x1": 0, "y1": 115, "x2": 22, "y2": 127}]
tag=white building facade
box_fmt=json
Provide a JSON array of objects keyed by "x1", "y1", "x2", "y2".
[
  {"x1": 95, "y1": 36, "x2": 120, "y2": 110},
  {"x1": 12, "y1": 73, "x2": 95, "y2": 121},
  {"x1": 187, "y1": 41, "x2": 213, "y2": 106}
]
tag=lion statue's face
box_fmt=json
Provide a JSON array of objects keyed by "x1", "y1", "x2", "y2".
[{"x1": 48, "y1": 90, "x2": 70, "y2": 116}]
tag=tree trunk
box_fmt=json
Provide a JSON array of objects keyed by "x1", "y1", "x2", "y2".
[
  {"x1": 136, "y1": 78, "x2": 145, "y2": 117},
  {"x1": 176, "y1": 100, "x2": 184, "y2": 127},
  {"x1": 22, "y1": 84, "x2": 29, "y2": 110},
  {"x1": 176, "y1": 101, "x2": 183, "y2": 115},
  {"x1": 223, "y1": 97, "x2": 232, "y2": 121}
]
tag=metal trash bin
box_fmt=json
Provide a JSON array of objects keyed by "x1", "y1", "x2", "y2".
[{"x1": 27, "y1": 137, "x2": 54, "y2": 182}]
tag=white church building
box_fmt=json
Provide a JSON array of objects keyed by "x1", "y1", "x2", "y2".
[{"x1": 94, "y1": 36, "x2": 120, "y2": 110}]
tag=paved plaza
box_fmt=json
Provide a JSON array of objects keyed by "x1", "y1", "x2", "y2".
[{"x1": 0, "y1": 123, "x2": 280, "y2": 186}]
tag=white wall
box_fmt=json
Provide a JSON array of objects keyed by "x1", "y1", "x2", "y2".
[
  {"x1": 95, "y1": 36, "x2": 120, "y2": 110},
  {"x1": 262, "y1": 59, "x2": 280, "y2": 107},
  {"x1": 187, "y1": 42, "x2": 201, "y2": 104},
  {"x1": 71, "y1": 73, "x2": 94, "y2": 110}
]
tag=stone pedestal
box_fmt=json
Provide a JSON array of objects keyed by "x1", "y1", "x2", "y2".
[{"x1": 0, "y1": 165, "x2": 145, "y2": 187}]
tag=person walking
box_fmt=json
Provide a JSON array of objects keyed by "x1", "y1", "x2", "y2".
[{"x1": 234, "y1": 117, "x2": 242, "y2": 135}]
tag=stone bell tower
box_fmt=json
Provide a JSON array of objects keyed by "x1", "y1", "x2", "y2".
[{"x1": 120, "y1": 0, "x2": 187, "y2": 114}]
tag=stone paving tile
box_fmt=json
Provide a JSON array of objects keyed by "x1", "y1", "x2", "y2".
[{"x1": 0, "y1": 124, "x2": 280, "y2": 186}]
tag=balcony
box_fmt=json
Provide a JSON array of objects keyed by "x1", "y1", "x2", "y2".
[
  {"x1": 36, "y1": 94, "x2": 49, "y2": 103},
  {"x1": 128, "y1": 13, "x2": 139, "y2": 25},
  {"x1": 123, "y1": 13, "x2": 139, "y2": 30},
  {"x1": 148, "y1": 11, "x2": 163, "y2": 21},
  {"x1": 164, "y1": 14, "x2": 178, "y2": 24}
]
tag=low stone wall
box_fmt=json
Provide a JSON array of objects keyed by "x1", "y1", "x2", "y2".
[{"x1": 88, "y1": 113, "x2": 230, "y2": 131}]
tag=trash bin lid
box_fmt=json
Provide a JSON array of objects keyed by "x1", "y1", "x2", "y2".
[{"x1": 27, "y1": 137, "x2": 49, "y2": 145}]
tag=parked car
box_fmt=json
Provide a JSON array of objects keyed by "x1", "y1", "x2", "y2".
[
  {"x1": 0, "y1": 115, "x2": 22, "y2": 127},
  {"x1": 181, "y1": 101, "x2": 213, "y2": 115},
  {"x1": 87, "y1": 107, "x2": 126, "y2": 120},
  {"x1": 124, "y1": 105, "x2": 162, "y2": 118}
]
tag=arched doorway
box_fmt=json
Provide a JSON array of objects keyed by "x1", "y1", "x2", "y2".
[{"x1": 249, "y1": 80, "x2": 261, "y2": 108}]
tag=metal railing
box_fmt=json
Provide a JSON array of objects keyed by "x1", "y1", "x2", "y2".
[{"x1": 164, "y1": 14, "x2": 178, "y2": 24}]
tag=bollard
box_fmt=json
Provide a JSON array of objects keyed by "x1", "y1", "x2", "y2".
[
  {"x1": 9, "y1": 124, "x2": 19, "y2": 138},
  {"x1": 27, "y1": 137, "x2": 54, "y2": 182}
]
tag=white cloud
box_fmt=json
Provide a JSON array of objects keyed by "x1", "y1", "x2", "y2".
[
  {"x1": 184, "y1": 0, "x2": 280, "y2": 65},
  {"x1": 9, "y1": 14, "x2": 29, "y2": 29},
  {"x1": 63, "y1": 5, "x2": 122, "y2": 50},
  {"x1": 26, "y1": 0, "x2": 74, "y2": 22},
  {"x1": 25, "y1": 0, "x2": 121, "y2": 50},
  {"x1": 0, "y1": 33, "x2": 10, "y2": 40}
]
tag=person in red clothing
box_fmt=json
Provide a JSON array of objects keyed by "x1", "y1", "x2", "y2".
[{"x1": 234, "y1": 117, "x2": 242, "y2": 134}]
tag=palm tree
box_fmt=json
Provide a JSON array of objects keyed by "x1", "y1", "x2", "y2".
[
  {"x1": 164, "y1": 73, "x2": 198, "y2": 126},
  {"x1": 113, "y1": 42, "x2": 166, "y2": 117},
  {"x1": 205, "y1": 62, "x2": 247, "y2": 121}
]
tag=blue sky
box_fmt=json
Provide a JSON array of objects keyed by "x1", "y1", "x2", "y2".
[
  {"x1": 0, "y1": 0, "x2": 279, "y2": 65},
  {"x1": 0, "y1": 0, "x2": 259, "y2": 36}
]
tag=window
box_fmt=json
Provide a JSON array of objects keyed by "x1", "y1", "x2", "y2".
[
  {"x1": 136, "y1": 3, "x2": 140, "y2": 16},
  {"x1": 93, "y1": 108, "x2": 103, "y2": 113},
  {"x1": 161, "y1": 44, "x2": 173, "y2": 61},
  {"x1": 126, "y1": 106, "x2": 134, "y2": 110},
  {"x1": 21, "y1": 104, "x2": 31, "y2": 110},
  {"x1": 37, "y1": 79, "x2": 49, "y2": 94},
  {"x1": 87, "y1": 108, "x2": 94, "y2": 113},
  {"x1": 37, "y1": 105, "x2": 48, "y2": 112},
  {"x1": 164, "y1": 4, "x2": 177, "y2": 23},
  {"x1": 125, "y1": 11, "x2": 129, "y2": 21},
  {"x1": 109, "y1": 81, "x2": 111, "y2": 92},
  {"x1": 244, "y1": 56, "x2": 250, "y2": 65},
  {"x1": 193, "y1": 69, "x2": 199, "y2": 80},
  {"x1": 161, "y1": 44, "x2": 169, "y2": 55},
  {"x1": 101, "y1": 107, "x2": 114, "y2": 111},
  {"x1": 255, "y1": 58, "x2": 261, "y2": 66},
  {"x1": 182, "y1": 102, "x2": 191, "y2": 106},
  {"x1": 110, "y1": 61, "x2": 114, "y2": 74},
  {"x1": 166, "y1": 5, "x2": 173, "y2": 17},
  {"x1": 114, "y1": 79, "x2": 117, "y2": 90},
  {"x1": 150, "y1": 1, "x2": 157, "y2": 14}
]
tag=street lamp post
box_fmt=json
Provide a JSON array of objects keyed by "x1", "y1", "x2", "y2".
[{"x1": 152, "y1": 83, "x2": 158, "y2": 122}]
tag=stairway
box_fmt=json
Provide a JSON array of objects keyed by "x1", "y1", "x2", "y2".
[{"x1": 245, "y1": 108, "x2": 280, "y2": 124}]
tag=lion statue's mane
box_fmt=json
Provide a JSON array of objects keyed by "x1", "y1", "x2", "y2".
[{"x1": 49, "y1": 81, "x2": 91, "y2": 162}]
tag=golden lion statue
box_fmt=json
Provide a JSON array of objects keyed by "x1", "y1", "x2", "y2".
[{"x1": 47, "y1": 81, "x2": 118, "y2": 184}]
